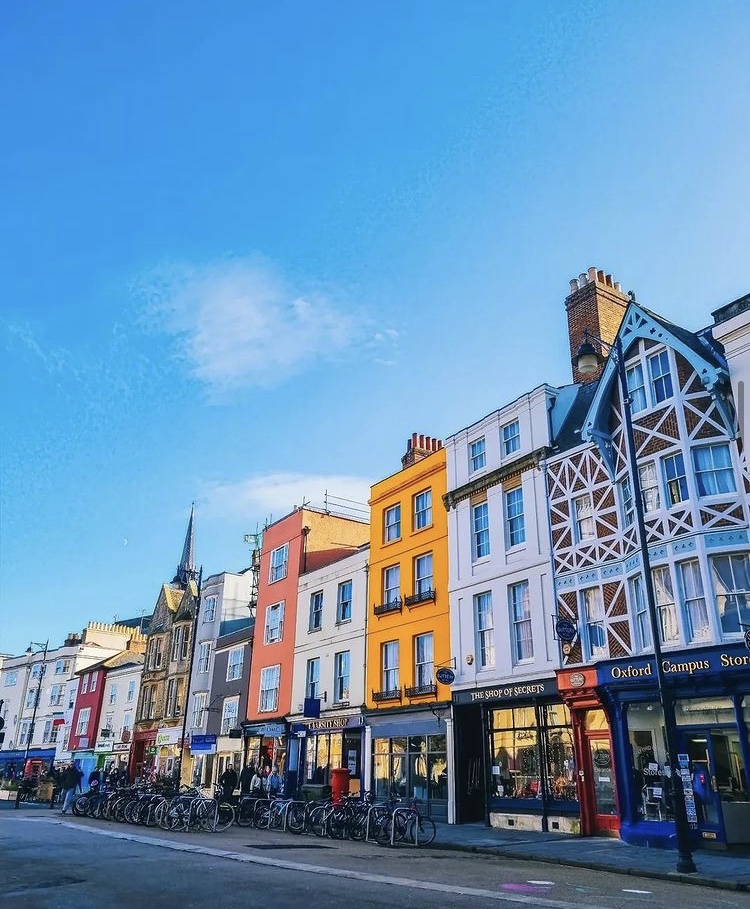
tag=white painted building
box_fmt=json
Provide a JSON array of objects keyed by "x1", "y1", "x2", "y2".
[
  {"x1": 444, "y1": 382, "x2": 581, "y2": 829},
  {"x1": 185, "y1": 568, "x2": 255, "y2": 783},
  {"x1": 288, "y1": 545, "x2": 369, "y2": 796},
  {"x1": 96, "y1": 653, "x2": 145, "y2": 777}
]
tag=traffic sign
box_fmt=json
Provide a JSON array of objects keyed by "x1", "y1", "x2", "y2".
[{"x1": 435, "y1": 667, "x2": 456, "y2": 685}]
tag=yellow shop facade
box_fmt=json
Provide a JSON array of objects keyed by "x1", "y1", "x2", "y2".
[{"x1": 365, "y1": 433, "x2": 452, "y2": 820}]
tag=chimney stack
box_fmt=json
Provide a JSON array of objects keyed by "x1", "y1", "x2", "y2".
[
  {"x1": 565, "y1": 266, "x2": 630, "y2": 384},
  {"x1": 401, "y1": 433, "x2": 443, "y2": 469}
]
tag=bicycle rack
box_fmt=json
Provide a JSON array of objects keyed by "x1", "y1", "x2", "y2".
[
  {"x1": 364, "y1": 804, "x2": 382, "y2": 843},
  {"x1": 390, "y1": 807, "x2": 420, "y2": 847}
]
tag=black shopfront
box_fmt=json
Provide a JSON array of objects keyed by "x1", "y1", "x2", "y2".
[{"x1": 453, "y1": 677, "x2": 580, "y2": 832}]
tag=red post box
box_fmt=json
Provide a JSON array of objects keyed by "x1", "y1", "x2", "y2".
[{"x1": 330, "y1": 767, "x2": 350, "y2": 801}]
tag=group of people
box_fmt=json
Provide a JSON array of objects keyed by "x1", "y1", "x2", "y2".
[{"x1": 217, "y1": 763, "x2": 282, "y2": 801}]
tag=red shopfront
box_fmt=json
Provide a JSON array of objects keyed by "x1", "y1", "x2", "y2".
[
  {"x1": 130, "y1": 729, "x2": 158, "y2": 782},
  {"x1": 557, "y1": 667, "x2": 620, "y2": 837}
]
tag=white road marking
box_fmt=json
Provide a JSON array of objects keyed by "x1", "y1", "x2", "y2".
[
  {"x1": 527, "y1": 881, "x2": 555, "y2": 885},
  {"x1": 622, "y1": 890, "x2": 651, "y2": 894},
  {"x1": 16, "y1": 817, "x2": 588, "y2": 908}
]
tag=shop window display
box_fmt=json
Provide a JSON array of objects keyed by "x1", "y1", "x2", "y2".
[{"x1": 488, "y1": 704, "x2": 577, "y2": 804}]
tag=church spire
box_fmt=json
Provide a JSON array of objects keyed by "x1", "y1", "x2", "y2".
[{"x1": 173, "y1": 502, "x2": 197, "y2": 588}]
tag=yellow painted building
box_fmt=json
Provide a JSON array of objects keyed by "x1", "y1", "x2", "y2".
[{"x1": 366, "y1": 433, "x2": 451, "y2": 820}]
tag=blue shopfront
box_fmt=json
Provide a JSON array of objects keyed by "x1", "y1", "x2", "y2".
[{"x1": 596, "y1": 644, "x2": 750, "y2": 849}]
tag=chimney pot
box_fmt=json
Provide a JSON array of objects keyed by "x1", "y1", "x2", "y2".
[
  {"x1": 579, "y1": 273, "x2": 587, "y2": 285},
  {"x1": 588, "y1": 266, "x2": 597, "y2": 282},
  {"x1": 614, "y1": 282, "x2": 622, "y2": 292},
  {"x1": 419, "y1": 434, "x2": 425, "y2": 448},
  {"x1": 412, "y1": 432, "x2": 418, "y2": 446},
  {"x1": 597, "y1": 269, "x2": 605, "y2": 283},
  {"x1": 570, "y1": 279, "x2": 579, "y2": 293},
  {"x1": 605, "y1": 273, "x2": 613, "y2": 287}
]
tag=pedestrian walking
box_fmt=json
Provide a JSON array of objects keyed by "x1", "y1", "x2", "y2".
[{"x1": 60, "y1": 762, "x2": 83, "y2": 815}]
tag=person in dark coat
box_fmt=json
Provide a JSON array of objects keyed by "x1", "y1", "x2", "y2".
[
  {"x1": 239, "y1": 764, "x2": 255, "y2": 796},
  {"x1": 60, "y1": 762, "x2": 83, "y2": 815},
  {"x1": 219, "y1": 764, "x2": 238, "y2": 800}
]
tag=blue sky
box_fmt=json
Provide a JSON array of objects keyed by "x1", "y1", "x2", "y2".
[{"x1": 1, "y1": 1, "x2": 748, "y2": 657}]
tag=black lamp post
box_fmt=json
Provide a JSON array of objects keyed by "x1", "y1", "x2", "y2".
[
  {"x1": 575, "y1": 333, "x2": 697, "y2": 875},
  {"x1": 15, "y1": 640, "x2": 49, "y2": 809}
]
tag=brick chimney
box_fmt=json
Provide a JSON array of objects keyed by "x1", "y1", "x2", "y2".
[
  {"x1": 401, "y1": 432, "x2": 443, "y2": 469},
  {"x1": 566, "y1": 267, "x2": 630, "y2": 384}
]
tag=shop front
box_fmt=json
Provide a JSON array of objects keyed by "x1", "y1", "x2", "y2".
[
  {"x1": 453, "y1": 677, "x2": 580, "y2": 833},
  {"x1": 366, "y1": 709, "x2": 449, "y2": 821},
  {"x1": 243, "y1": 722, "x2": 288, "y2": 790},
  {"x1": 130, "y1": 729, "x2": 157, "y2": 782},
  {"x1": 155, "y1": 726, "x2": 183, "y2": 778},
  {"x1": 290, "y1": 715, "x2": 365, "y2": 797},
  {"x1": 595, "y1": 644, "x2": 750, "y2": 849},
  {"x1": 190, "y1": 734, "x2": 217, "y2": 788}
]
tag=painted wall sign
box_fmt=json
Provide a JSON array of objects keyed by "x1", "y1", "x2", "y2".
[
  {"x1": 435, "y1": 667, "x2": 456, "y2": 685},
  {"x1": 598, "y1": 644, "x2": 750, "y2": 685},
  {"x1": 244, "y1": 723, "x2": 286, "y2": 738},
  {"x1": 452, "y1": 676, "x2": 558, "y2": 705}
]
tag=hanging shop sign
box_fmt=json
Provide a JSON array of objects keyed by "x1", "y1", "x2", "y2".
[
  {"x1": 190, "y1": 734, "x2": 217, "y2": 754},
  {"x1": 452, "y1": 677, "x2": 558, "y2": 705},
  {"x1": 435, "y1": 668, "x2": 456, "y2": 685}
]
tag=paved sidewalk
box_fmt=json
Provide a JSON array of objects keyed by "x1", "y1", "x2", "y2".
[{"x1": 432, "y1": 822, "x2": 750, "y2": 892}]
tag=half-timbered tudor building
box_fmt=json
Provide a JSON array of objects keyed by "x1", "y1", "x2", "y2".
[{"x1": 547, "y1": 269, "x2": 750, "y2": 849}]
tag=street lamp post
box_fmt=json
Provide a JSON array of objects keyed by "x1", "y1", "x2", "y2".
[
  {"x1": 15, "y1": 639, "x2": 49, "y2": 809},
  {"x1": 576, "y1": 333, "x2": 697, "y2": 875}
]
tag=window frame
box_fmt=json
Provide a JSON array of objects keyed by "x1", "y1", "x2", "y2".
[
  {"x1": 505, "y1": 487, "x2": 526, "y2": 548},
  {"x1": 203, "y1": 596, "x2": 218, "y2": 623},
  {"x1": 221, "y1": 696, "x2": 239, "y2": 736},
  {"x1": 472, "y1": 501, "x2": 490, "y2": 560},
  {"x1": 269, "y1": 543, "x2": 289, "y2": 583},
  {"x1": 691, "y1": 443, "x2": 736, "y2": 497},
  {"x1": 414, "y1": 632, "x2": 434, "y2": 688},
  {"x1": 384, "y1": 504, "x2": 401, "y2": 543},
  {"x1": 414, "y1": 553, "x2": 434, "y2": 597},
  {"x1": 509, "y1": 580, "x2": 533, "y2": 663},
  {"x1": 648, "y1": 349, "x2": 673, "y2": 404},
  {"x1": 197, "y1": 641, "x2": 212, "y2": 674},
  {"x1": 383, "y1": 565, "x2": 400, "y2": 605},
  {"x1": 382, "y1": 641, "x2": 400, "y2": 693},
  {"x1": 264, "y1": 601, "x2": 285, "y2": 644},
  {"x1": 192, "y1": 692, "x2": 207, "y2": 729},
  {"x1": 309, "y1": 590, "x2": 324, "y2": 632},
  {"x1": 76, "y1": 707, "x2": 91, "y2": 737},
  {"x1": 305, "y1": 657, "x2": 320, "y2": 700},
  {"x1": 413, "y1": 489, "x2": 433, "y2": 531},
  {"x1": 336, "y1": 580, "x2": 353, "y2": 624},
  {"x1": 469, "y1": 437, "x2": 486, "y2": 473},
  {"x1": 502, "y1": 420, "x2": 520, "y2": 456},
  {"x1": 663, "y1": 452, "x2": 689, "y2": 506},
  {"x1": 259, "y1": 665, "x2": 281, "y2": 713},
  {"x1": 573, "y1": 493, "x2": 595, "y2": 543},
  {"x1": 581, "y1": 587, "x2": 608, "y2": 659},
  {"x1": 334, "y1": 651, "x2": 350, "y2": 703},
  {"x1": 226, "y1": 646, "x2": 244, "y2": 682},
  {"x1": 474, "y1": 591, "x2": 495, "y2": 669}
]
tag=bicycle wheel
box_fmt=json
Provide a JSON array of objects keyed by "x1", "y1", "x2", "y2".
[
  {"x1": 411, "y1": 815, "x2": 436, "y2": 846},
  {"x1": 236, "y1": 797, "x2": 256, "y2": 828},
  {"x1": 327, "y1": 805, "x2": 348, "y2": 840},
  {"x1": 310, "y1": 805, "x2": 328, "y2": 837},
  {"x1": 72, "y1": 795, "x2": 89, "y2": 816},
  {"x1": 286, "y1": 803, "x2": 305, "y2": 834},
  {"x1": 214, "y1": 802, "x2": 235, "y2": 832},
  {"x1": 254, "y1": 802, "x2": 270, "y2": 829}
]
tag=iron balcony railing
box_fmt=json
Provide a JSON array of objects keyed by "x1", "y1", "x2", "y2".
[
  {"x1": 404, "y1": 683, "x2": 437, "y2": 698},
  {"x1": 373, "y1": 599, "x2": 402, "y2": 616},
  {"x1": 404, "y1": 588, "x2": 436, "y2": 608},
  {"x1": 372, "y1": 687, "x2": 402, "y2": 703}
]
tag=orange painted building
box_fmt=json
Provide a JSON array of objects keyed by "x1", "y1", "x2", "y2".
[
  {"x1": 244, "y1": 507, "x2": 369, "y2": 790},
  {"x1": 365, "y1": 434, "x2": 451, "y2": 820}
]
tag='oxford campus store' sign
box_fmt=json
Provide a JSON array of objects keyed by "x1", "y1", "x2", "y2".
[{"x1": 598, "y1": 645, "x2": 750, "y2": 686}]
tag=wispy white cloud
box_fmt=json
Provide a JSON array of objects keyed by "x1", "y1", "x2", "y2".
[
  {"x1": 136, "y1": 255, "x2": 385, "y2": 396},
  {"x1": 200, "y1": 472, "x2": 372, "y2": 522}
]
